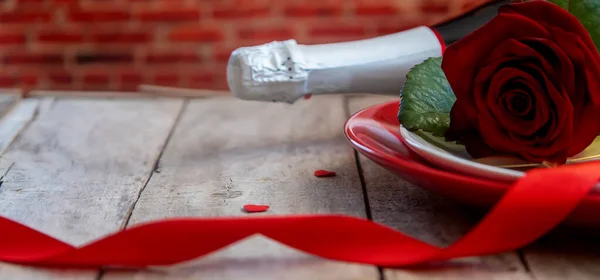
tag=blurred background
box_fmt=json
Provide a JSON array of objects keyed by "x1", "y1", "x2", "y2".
[{"x1": 0, "y1": 0, "x2": 485, "y2": 95}]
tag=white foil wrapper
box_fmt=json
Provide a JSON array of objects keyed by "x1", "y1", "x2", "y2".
[{"x1": 227, "y1": 26, "x2": 444, "y2": 103}]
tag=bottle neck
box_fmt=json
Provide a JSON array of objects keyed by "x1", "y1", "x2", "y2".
[{"x1": 433, "y1": 0, "x2": 511, "y2": 45}]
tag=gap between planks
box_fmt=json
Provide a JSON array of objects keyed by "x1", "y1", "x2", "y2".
[
  {"x1": 94, "y1": 99, "x2": 189, "y2": 279},
  {"x1": 343, "y1": 95, "x2": 383, "y2": 280},
  {"x1": 0, "y1": 97, "x2": 53, "y2": 180},
  {"x1": 119, "y1": 99, "x2": 189, "y2": 230}
]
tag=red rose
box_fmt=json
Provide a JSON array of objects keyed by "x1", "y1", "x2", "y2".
[{"x1": 442, "y1": 0, "x2": 600, "y2": 164}]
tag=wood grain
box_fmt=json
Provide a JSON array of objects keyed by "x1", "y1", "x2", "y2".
[
  {"x1": 523, "y1": 233, "x2": 600, "y2": 280},
  {"x1": 0, "y1": 92, "x2": 20, "y2": 119},
  {"x1": 137, "y1": 85, "x2": 228, "y2": 98},
  {"x1": 0, "y1": 94, "x2": 29, "y2": 176},
  {"x1": 347, "y1": 95, "x2": 531, "y2": 280},
  {"x1": 0, "y1": 98, "x2": 184, "y2": 279},
  {"x1": 103, "y1": 96, "x2": 379, "y2": 280}
]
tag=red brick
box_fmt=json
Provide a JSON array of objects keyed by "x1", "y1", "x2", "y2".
[
  {"x1": 76, "y1": 53, "x2": 133, "y2": 64},
  {"x1": 17, "y1": 0, "x2": 47, "y2": 7},
  {"x1": 4, "y1": 53, "x2": 63, "y2": 64},
  {"x1": 0, "y1": 11, "x2": 52, "y2": 23},
  {"x1": 0, "y1": 71, "x2": 38, "y2": 87},
  {"x1": 213, "y1": 47, "x2": 236, "y2": 63},
  {"x1": 355, "y1": 5, "x2": 400, "y2": 16},
  {"x1": 0, "y1": 32, "x2": 27, "y2": 45},
  {"x1": 18, "y1": 73, "x2": 38, "y2": 86},
  {"x1": 119, "y1": 72, "x2": 143, "y2": 84},
  {"x1": 116, "y1": 84, "x2": 141, "y2": 92},
  {"x1": 92, "y1": 32, "x2": 151, "y2": 44},
  {"x1": 37, "y1": 29, "x2": 84, "y2": 43},
  {"x1": 376, "y1": 20, "x2": 422, "y2": 36},
  {"x1": 213, "y1": 7, "x2": 270, "y2": 19},
  {"x1": 48, "y1": 71, "x2": 72, "y2": 85},
  {"x1": 49, "y1": 0, "x2": 78, "y2": 5},
  {"x1": 115, "y1": 69, "x2": 144, "y2": 91},
  {"x1": 137, "y1": 9, "x2": 200, "y2": 22},
  {"x1": 169, "y1": 26, "x2": 223, "y2": 42},
  {"x1": 238, "y1": 28, "x2": 294, "y2": 41},
  {"x1": 310, "y1": 26, "x2": 366, "y2": 37},
  {"x1": 190, "y1": 73, "x2": 214, "y2": 83},
  {"x1": 188, "y1": 72, "x2": 215, "y2": 89},
  {"x1": 69, "y1": 10, "x2": 130, "y2": 22},
  {"x1": 145, "y1": 52, "x2": 201, "y2": 64},
  {"x1": 0, "y1": 74, "x2": 15, "y2": 87},
  {"x1": 421, "y1": 3, "x2": 450, "y2": 13},
  {"x1": 152, "y1": 74, "x2": 180, "y2": 86},
  {"x1": 461, "y1": 0, "x2": 481, "y2": 10},
  {"x1": 284, "y1": 6, "x2": 342, "y2": 17},
  {"x1": 81, "y1": 83, "x2": 111, "y2": 91},
  {"x1": 83, "y1": 71, "x2": 110, "y2": 84}
]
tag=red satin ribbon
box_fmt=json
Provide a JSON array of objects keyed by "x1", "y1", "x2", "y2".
[{"x1": 1, "y1": 161, "x2": 599, "y2": 269}]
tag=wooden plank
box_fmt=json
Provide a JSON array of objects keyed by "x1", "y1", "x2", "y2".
[
  {"x1": 0, "y1": 92, "x2": 21, "y2": 119},
  {"x1": 348, "y1": 95, "x2": 531, "y2": 280},
  {"x1": 0, "y1": 98, "x2": 42, "y2": 179},
  {"x1": 523, "y1": 233, "x2": 600, "y2": 280},
  {"x1": 103, "y1": 96, "x2": 379, "y2": 280},
  {"x1": 0, "y1": 99, "x2": 39, "y2": 154},
  {"x1": 137, "y1": 85, "x2": 227, "y2": 98},
  {"x1": 0, "y1": 98, "x2": 185, "y2": 279}
]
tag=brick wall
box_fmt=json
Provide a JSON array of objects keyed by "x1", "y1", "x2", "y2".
[{"x1": 0, "y1": 0, "x2": 486, "y2": 93}]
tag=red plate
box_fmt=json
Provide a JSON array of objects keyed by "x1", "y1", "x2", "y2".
[{"x1": 344, "y1": 100, "x2": 600, "y2": 228}]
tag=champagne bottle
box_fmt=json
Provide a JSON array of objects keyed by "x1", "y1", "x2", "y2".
[
  {"x1": 434, "y1": 0, "x2": 510, "y2": 45},
  {"x1": 227, "y1": 0, "x2": 511, "y2": 103}
]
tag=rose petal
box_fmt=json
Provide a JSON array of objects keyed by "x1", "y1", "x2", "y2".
[
  {"x1": 443, "y1": 12, "x2": 552, "y2": 141},
  {"x1": 506, "y1": 63, "x2": 573, "y2": 157},
  {"x1": 482, "y1": 39, "x2": 554, "y2": 76},
  {"x1": 509, "y1": 65, "x2": 574, "y2": 162},
  {"x1": 314, "y1": 170, "x2": 336, "y2": 177},
  {"x1": 474, "y1": 63, "x2": 575, "y2": 162},
  {"x1": 446, "y1": 100, "x2": 475, "y2": 141},
  {"x1": 243, "y1": 204, "x2": 270, "y2": 213},
  {"x1": 522, "y1": 39, "x2": 575, "y2": 94},
  {"x1": 534, "y1": 67, "x2": 573, "y2": 147},
  {"x1": 481, "y1": 38, "x2": 575, "y2": 94},
  {"x1": 442, "y1": 12, "x2": 551, "y2": 108},
  {"x1": 550, "y1": 27, "x2": 600, "y2": 156},
  {"x1": 477, "y1": 67, "x2": 546, "y2": 137},
  {"x1": 500, "y1": 1, "x2": 599, "y2": 57},
  {"x1": 503, "y1": 90, "x2": 532, "y2": 117},
  {"x1": 461, "y1": 131, "x2": 502, "y2": 158}
]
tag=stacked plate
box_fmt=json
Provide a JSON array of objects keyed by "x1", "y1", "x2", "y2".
[{"x1": 344, "y1": 100, "x2": 600, "y2": 228}]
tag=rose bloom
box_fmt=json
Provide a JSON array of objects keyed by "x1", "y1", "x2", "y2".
[{"x1": 442, "y1": 0, "x2": 600, "y2": 164}]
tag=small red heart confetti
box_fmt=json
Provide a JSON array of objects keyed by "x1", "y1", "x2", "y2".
[
  {"x1": 314, "y1": 169, "x2": 336, "y2": 177},
  {"x1": 304, "y1": 94, "x2": 312, "y2": 99},
  {"x1": 243, "y1": 204, "x2": 269, "y2": 213}
]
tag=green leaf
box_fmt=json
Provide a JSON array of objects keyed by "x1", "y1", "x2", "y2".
[
  {"x1": 398, "y1": 57, "x2": 456, "y2": 137},
  {"x1": 548, "y1": 0, "x2": 600, "y2": 53}
]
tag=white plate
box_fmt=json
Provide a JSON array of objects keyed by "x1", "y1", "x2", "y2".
[
  {"x1": 400, "y1": 124, "x2": 600, "y2": 185},
  {"x1": 399, "y1": 126, "x2": 524, "y2": 182}
]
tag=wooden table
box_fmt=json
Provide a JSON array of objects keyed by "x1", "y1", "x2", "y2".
[{"x1": 0, "y1": 92, "x2": 598, "y2": 279}]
